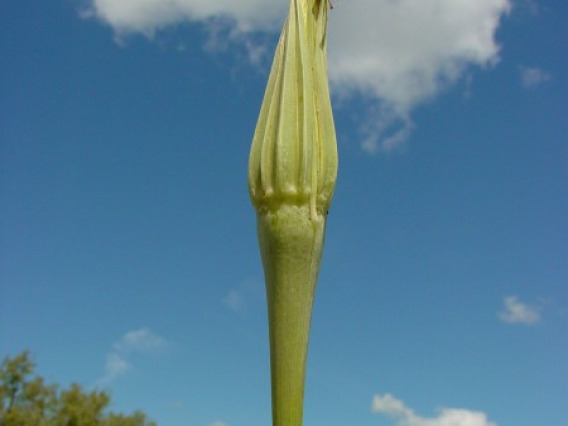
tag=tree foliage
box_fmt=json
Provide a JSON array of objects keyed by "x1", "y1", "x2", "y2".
[{"x1": 0, "y1": 351, "x2": 155, "y2": 426}]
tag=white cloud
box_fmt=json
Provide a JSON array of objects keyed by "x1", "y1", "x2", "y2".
[
  {"x1": 105, "y1": 352, "x2": 130, "y2": 375},
  {"x1": 373, "y1": 393, "x2": 414, "y2": 418},
  {"x1": 83, "y1": 0, "x2": 286, "y2": 36},
  {"x1": 113, "y1": 327, "x2": 169, "y2": 353},
  {"x1": 96, "y1": 328, "x2": 170, "y2": 387},
  {"x1": 97, "y1": 353, "x2": 131, "y2": 386},
  {"x1": 82, "y1": 0, "x2": 511, "y2": 152},
  {"x1": 519, "y1": 66, "x2": 551, "y2": 89},
  {"x1": 328, "y1": 1, "x2": 510, "y2": 109},
  {"x1": 359, "y1": 105, "x2": 415, "y2": 154},
  {"x1": 328, "y1": 0, "x2": 511, "y2": 151},
  {"x1": 372, "y1": 393, "x2": 498, "y2": 426},
  {"x1": 499, "y1": 295, "x2": 541, "y2": 325}
]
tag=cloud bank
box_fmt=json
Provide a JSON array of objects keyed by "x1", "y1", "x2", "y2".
[
  {"x1": 372, "y1": 393, "x2": 498, "y2": 426},
  {"x1": 82, "y1": 0, "x2": 511, "y2": 152},
  {"x1": 499, "y1": 295, "x2": 541, "y2": 325}
]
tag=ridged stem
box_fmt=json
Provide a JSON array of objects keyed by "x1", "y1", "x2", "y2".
[{"x1": 257, "y1": 204, "x2": 325, "y2": 426}]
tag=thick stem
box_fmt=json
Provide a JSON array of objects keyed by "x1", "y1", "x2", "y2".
[{"x1": 257, "y1": 204, "x2": 325, "y2": 426}]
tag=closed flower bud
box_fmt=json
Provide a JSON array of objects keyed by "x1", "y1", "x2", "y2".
[{"x1": 248, "y1": 0, "x2": 337, "y2": 221}]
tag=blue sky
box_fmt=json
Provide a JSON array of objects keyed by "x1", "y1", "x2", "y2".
[{"x1": 1, "y1": 1, "x2": 567, "y2": 425}]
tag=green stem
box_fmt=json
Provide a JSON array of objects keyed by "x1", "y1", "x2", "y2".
[{"x1": 257, "y1": 204, "x2": 326, "y2": 426}]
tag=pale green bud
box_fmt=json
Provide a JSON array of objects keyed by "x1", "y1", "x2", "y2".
[{"x1": 248, "y1": 0, "x2": 338, "y2": 221}]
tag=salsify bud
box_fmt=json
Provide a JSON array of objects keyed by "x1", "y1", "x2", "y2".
[
  {"x1": 248, "y1": 0, "x2": 337, "y2": 220},
  {"x1": 248, "y1": 1, "x2": 337, "y2": 425}
]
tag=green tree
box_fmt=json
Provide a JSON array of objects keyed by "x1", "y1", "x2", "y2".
[{"x1": 0, "y1": 351, "x2": 155, "y2": 426}]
